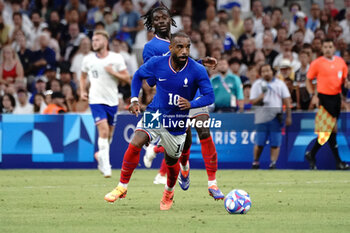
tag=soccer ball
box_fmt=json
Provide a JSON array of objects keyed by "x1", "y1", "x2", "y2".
[{"x1": 224, "y1": 189, "x2": 251, "y2": 214}]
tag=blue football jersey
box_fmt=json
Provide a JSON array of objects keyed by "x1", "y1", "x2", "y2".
[
  {"x1": 142, "y1": 35, "x2": 170, "y2": 63},
  {"x1": 131, "y1": 56, "x2": 214, "y2": 135}
]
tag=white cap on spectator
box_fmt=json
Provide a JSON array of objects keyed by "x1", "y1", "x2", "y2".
[{"x1": 279, "y1": 59, "x2": 292, "y2": 69}]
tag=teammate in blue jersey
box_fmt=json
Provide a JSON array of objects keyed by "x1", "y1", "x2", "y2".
[
  {"x1": 104, "y1": 32, "x2": 215, "y2": 210},
  {"x1": 140, "y1": 5, "x2": 225, "y2": 200}
]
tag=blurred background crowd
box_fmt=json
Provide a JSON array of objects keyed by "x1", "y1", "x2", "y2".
[{"x1": 0, "y1": 0, "x2": 350, "y2": 114}]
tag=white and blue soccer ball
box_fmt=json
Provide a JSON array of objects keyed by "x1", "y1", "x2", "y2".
[{"x1": 224, "y1": 189, "x2": 251, "y2": 214}]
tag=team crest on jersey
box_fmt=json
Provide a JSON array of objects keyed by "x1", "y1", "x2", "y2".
[{"x1": 183, "y1": 78, "x2": 188, "y2": 87}]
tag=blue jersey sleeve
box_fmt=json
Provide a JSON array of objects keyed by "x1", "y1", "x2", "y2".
[
  {"x1": 189, "y1": 66, "x2": 214, "y2": 108},
  {"x1": 131, "y1": 58, "x2": 156, "y2": 98},
  {"x1": 142, "y1": 43, "x2": 155, "y2": 64}
]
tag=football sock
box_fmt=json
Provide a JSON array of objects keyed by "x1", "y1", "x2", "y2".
[
  {"x1": 159, "y1": 159, "x2": 167, "y2": 176},
  {"x1": 98, "y1": 137, "x2": 110, "y2": 165},
  {"x1": 328, "y1": 133, "x2": 341, "y2": 163},
  {"x1": 208, "y1": 179, "x2": 217, "y2": 187},
  {"x1": 120, "y1": 143, "x2": 141, "y2": 184},
  {"x1": 154, "y1": 145, "x2": 165, "y2": 154},
  {"x1": 310, "y1": 138, "x2": 321, "y2": 159},
  {"x1": 200, "y1": 136, "x2": 218, "y2": 181},
  {"x1": 118, "y1": 182, "x2": 128, "y2": 189},
  {"x1": 179, "y1": 148, "x2": 190, "y2": 168},
  {"x1": 165, "y1": 184, "x2": 174, "y2": 192},
  {"x1": 166, "y1": 162, "x2": 180, "y2": 189}
]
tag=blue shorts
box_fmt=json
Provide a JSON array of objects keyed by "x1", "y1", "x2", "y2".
[
  {"x1": 255, "y1": 117, "x2": 282, "y2": 147},
  {"x1": 89, "y1": 104, "x2": 118, "y2": 126}
]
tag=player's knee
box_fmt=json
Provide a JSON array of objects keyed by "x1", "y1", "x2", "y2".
[{"x1": 131, "y1": 130, "x2": 149, "y2": 148}]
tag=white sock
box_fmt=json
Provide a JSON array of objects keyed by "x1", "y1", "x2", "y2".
[
  {"x1": 208, "y1": 179, "x2": 217, "y2": 187},
  {"x1": 165, "y1": 184, "x2": 174, "y2": 192},
  {"x1": 98, "y1": 137, "x2": 110, "y2": 167},
  {"x1": 180, "y1": 161, "x2": 189, "y2": 171},
  {"x1": 118, "y1": 182, "x2": 128, "y2": 188}
]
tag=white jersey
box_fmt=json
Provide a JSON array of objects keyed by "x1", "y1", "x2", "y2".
[{"x1": 81, "y1": 51, "x2": 127, "y2": 106}]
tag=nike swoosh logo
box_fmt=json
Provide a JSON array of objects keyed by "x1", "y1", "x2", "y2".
[
  {"x1": 162, "y1": 51, "x2": 170, "y2": 56},
  {"x1": 159, "y1": 78, "x2": 167, "y2": 81}
]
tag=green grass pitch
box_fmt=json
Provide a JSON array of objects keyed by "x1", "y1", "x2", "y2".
[{"x1": 1, "y1": 169, "x2": 350, "y2": 233}]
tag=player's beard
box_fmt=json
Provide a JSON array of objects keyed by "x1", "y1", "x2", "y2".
[
  {"x1": 93, "y1": 44, "x2": 103, "y2": 52},
  {"x1": 173, "y1": 54, "x2": 188, "y2": 67}
]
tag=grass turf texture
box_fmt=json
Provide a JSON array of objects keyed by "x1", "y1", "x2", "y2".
[{"x1": 1, "y1": 169, "x2": 350, "y2": 233}]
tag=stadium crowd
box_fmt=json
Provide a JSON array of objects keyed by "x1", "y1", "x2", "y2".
[{"x1": 0, "y1": 0, "x2": 350, "y2": 114}]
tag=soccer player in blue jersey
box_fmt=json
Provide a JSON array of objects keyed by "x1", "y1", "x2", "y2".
[
  {"x1": 104, "y1": 32, "x2": 215, "y2": 210},
  {"x1": 140, "y1": 5, "x2": 224, "y2": 200}
]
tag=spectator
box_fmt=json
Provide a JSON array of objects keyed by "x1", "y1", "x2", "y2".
[
  {"x1": 217, "y1": 9, "x2": 229, "y2": 23},
  {"x1": 306, "y1": 3, "x2": 321, "y2": 32},
  {"x1": 42, "y1": 28, "x2": 61, "y2": 61},
  {"x1": 9, "y1": 12, "x2": 31, "y2": 41},
  {"x1": 29, "y1": 75, "x2": 47, "y2": 104},
  {"x1": 92, "y1": 0, "x2": 108, "y2": 27},
  {"x1": 43, "y1": 91, "x2": 67, "y2": 114},
  {"x1": 31, "y1": 32, "x2": 56, "y2": 76},
  {"x1": 288, "y1": 2, "x2": 302, "y2": 35},
  {"x1": 292, "y1": 29, "x2": 305, "y2": 54},
  {"x1": 271, "y1": 7, "x2": 283, "y2": 28},
  {"x1": 250, "y1": 63, "x2": 292, "y2": 169},
  {"x1": 273, "y1": 26, "x2": 288, "y2": 53},
  {"x1": 336, "y1": 0, "x2": 350, "y2": 21},
  {"x1": 261, "y1": 31, "x2": 279, "y2": 67},
  {"x1": 49, "y1": 79, "x2": 62, "y2": 93},
  {"x1": 0, "y1": 12, "x2": 10, "y2": 48},
  {"x1": 252, "y1": 0, "x2": 264, "y2": 34},
  {"x1": 211, "y1": 58, "x2": 244, "y2": 112},
  {"x1": 228, "y1": 57, "x2": 248, "y2": 84},
  {"x1": 104, "y1": 11, "x2": 119, "y2": 39},
  {"x1": 117, "y1": 0, "x2": 143, "y2": 45},
  {"x1": 242, "y1": 37, "x2": 256, "y2": 66},
  {"x1": 339, "y1": 8, "x2": 350, "y2": 44},
  {"x1": 70, "y1": 37, "x2": 92, "y2": 83},
  {"x1": 311, "y1": 37, "x2": 323, "y2": 58},
  {"x1": 59, "y1": 62, "x2": 77, "y2": 91},
  {"x1": 273, "y1": 38, "x2": 300, "y2": 71},
  {"x1": 47, "y1": 10, "x2": 64, "y2": 41},
  {"x1": 319, "y1": 9, "x2": 332, "y2": 33},
  {"x1": 324, "y1": 0, "x2": 338, "y2": 20},
  {"x1": 181, "y1": 14, "x2": 193, "y2": 36},
  {"x1": 277, "y1": 59, "x2": 295, "y2": 82},
  {"x1": 64, "y1": 0, "x2": 87, "y2": 25},
  {"x1": 243, "y1": 82, "x2": 252, "y2": 110},
  {"x1": 33, "y1": 0, "x2": 54, "y2": 22},
  {"x1": 0, "y1": 44, "x2": 24, "y2": 84},
  {"x1": 62, "y1": 23, "x2": 86, "y2": 62},
  {"x1": 237, "y1": 17, "x2": 256, "y2": 49},
  {"x1": 86, "y1": 0, "x2": 99, "y2": 27},
  {"x1": 189, "y1": 29, "x2": 202, "y2": 59},
  {"x1": 1, "y1": 93, "x2": 16, "y2": 113},
  {"x1": 29, "y1": 11, "x2": 48, "y2": 51},
  {"x1": 60, "y1": 9, "x2": 86, "y2": 48},
  {"x1": 295, "y1": 11, "x2": 315, "y2": 44},
  {"x1": 227, "y1": 5, "x2": 244, "y2": 40},
  {"x1": 16, "y1": 32, "x2": 33, "y2": 77},
  {"x1": 33, "y1": 93, "x2": 47, "y2": 113},
  {"x1": 284, "y1": 77, "x2": 297, "y2": 110},
  {"x1": 62, "y1": 83, "x2": 77, "y2": 112},
  {"x1": 255, "y1": 14, "x2": 277, "y2": 49},
  {"x1": 295, "y1": 50, "x2": 312, "y2": 110},
  {"x1": 218, "y1": 20, "x2": 236, "y2": 53},
  {"x1": 13, "y1": 88, "x2": 33, "y2": 114},
  {"x1": 246, "y1": 64, "x2": 259, "y2": 84}
]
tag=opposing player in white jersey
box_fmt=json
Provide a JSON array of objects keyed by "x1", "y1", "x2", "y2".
[{"x1": 80, "y1": 30, "x2": 130, "y2": 177}]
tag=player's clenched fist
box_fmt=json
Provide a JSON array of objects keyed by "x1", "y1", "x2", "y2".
[
  {"x1": 129, "y1": 101, "x2": 141, "y2": 116},
  {"x1": 178, "y1": 97, "x2": 191, "y2": 110}
]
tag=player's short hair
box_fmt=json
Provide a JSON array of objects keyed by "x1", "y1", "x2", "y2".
[
  {"x1": 170, "y1": 32, "x2": 190, "y2": 43},
  {"x1": 322, "y1": 38, "x2": 334, "y2": 45},
  {"x1": 93, "y1": 30, "x2": 109, "y2": 40}
]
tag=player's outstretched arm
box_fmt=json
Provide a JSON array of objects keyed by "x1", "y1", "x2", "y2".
[{"x1": 200, "y1": 57, "x2": 217, "y2": 70}]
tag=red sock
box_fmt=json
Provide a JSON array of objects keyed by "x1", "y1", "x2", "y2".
[
  {"x1": 159, "y1": 159, "x2": 167, "y2": 176},
  {"x1": 154, "y1": 145, "x2": 165, "y2": 153},
  {"x1": 179, "y1": 148, "x2": 190, "y2": 166},
  {"x1": 200, "y1": 136, "x2": 217, "y2": 181},
  {"x1": 166, "y1": 162, "x2": 180, "y2": 188},
  {"x1": 120, "y1": 144, "x2": 141, "y2": 184}
]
